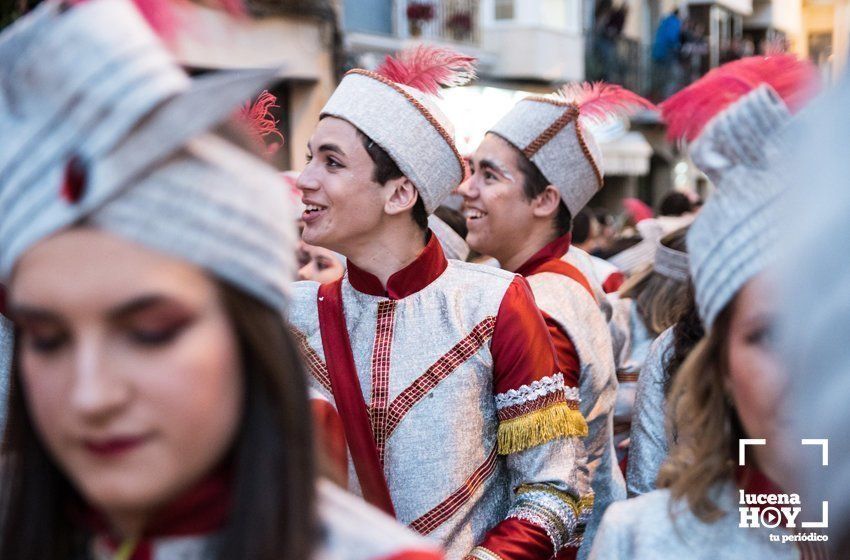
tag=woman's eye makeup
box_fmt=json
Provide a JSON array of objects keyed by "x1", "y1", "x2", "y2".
[
  {"x1": 744, "y1": 322, "x2": 777, "y2": 348},
  {"x1": 122, "y1": 305, "x2": 196, "y2": 348},
  {"x1": 26, "y1": 329, "x2": 70, "y2": 354}
]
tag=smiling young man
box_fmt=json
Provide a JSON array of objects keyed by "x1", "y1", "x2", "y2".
[
  {"x1": 459, "y1": 84, "x2": 653, "y2": 559},
  {"x1": 288, "y1": 47, "x2": 593, "y2": 559}
]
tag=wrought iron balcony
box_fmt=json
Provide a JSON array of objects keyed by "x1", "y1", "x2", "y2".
[{"x1": 395, "y1": 0, "x2": 481, "y2": 44}]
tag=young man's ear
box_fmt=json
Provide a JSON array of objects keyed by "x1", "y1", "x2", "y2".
[
  {"x1": 383, "y1": 176, "x2": 419, "y2": 216},
  {"x1": 531, "y1": 185, "x2": 562, "y2": 218}
]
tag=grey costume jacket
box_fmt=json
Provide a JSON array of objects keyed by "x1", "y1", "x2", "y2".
[
  {"x1": 289, "y1": 236, "x2": 592, "y2": 559},
  {"x1": 626, "y1": 327, "x2": 674, "y2": 497}
]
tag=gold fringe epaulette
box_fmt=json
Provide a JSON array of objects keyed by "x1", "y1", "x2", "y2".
[{"x1": 497, "y1": 402, "x2": 588, "y2": 455}]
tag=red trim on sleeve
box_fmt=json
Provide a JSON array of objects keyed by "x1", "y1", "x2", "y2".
[
  {"x1": 475, "y1": 517, "x2": 555, "y2": 559},
  {"x1": 601, "y1": 271, "x2": 625, "y2": 293},
  {"x1": 540, "y1": 310, "x2": 581, "y2": 388},
  {"x1": 491, "y1": 276, "x2": 560, "y2": 396},
  {"x1": 310, "y1": 398, "x2": 350, "y2": 489}
]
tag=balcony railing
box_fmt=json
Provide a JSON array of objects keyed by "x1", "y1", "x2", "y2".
[
  {"x1": 395, "y1": 0, "x2": 481, "y2": 45},
  {"x1": 585, "y1": 34, "x2": 711, "y2": 102}
]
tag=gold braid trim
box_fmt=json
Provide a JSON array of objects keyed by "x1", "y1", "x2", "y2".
[
  {"x1": 523, "y1": 104, "x2": 579, "y2": 159},
  {"x1": 497, "y1": 402, "x2": 588, "y2": 455},
  {"x1": 575, "y1": 119, "x2": 604, "y2": 190},
  {"x1": 516, "y1": 484, "x2": 595, "y2": 518}
]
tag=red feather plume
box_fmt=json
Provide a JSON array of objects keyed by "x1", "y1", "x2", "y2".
[
  {"x1": 556, "y1": 82, "x2": 656, "y2": 124},
  {"x1": 375, "y1": 45, "x2": 476, "y2": 96},
  {"x1": 240, "y1": 90, "x2": 284, "y2": 157},
  {"x1": 67, "y1": 0, "x2": 246, "y2": 40},
  {"x1": 660, "y1": 54, "x2": 820, "y2": 142}
]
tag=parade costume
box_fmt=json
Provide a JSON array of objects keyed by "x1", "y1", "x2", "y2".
[
  {"x1": 487, "y1": 83, "x2": 653, "y2": 558},
  {"x1": 586, "y1": 256, "x2": 624, "y2": 294},
  {"x1": 0, "y1": 2, "x2": 450, "y2": 558},
  {"x1": 589, "y1": 470, "x2": 818, "y2": 560},
  {"x1": 290, "y1": 48, "x2": 592, "y2": 559},
  {"x1": 625, "y1": 327, "x2": 674, "y2": 497},
  {"x1": 607, "y1": 237, "x2": 689, "y2": 467},
  {"x1": 590, "y1": 54, "x2": 822, "y2": 560},
  {"x1": 606, "y1": 295, "x2": 651, "y2": 466},
  {"x1": 607, "y1": 215, "x2": 692, "y2": 278}
]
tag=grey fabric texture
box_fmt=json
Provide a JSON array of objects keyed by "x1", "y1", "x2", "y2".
[
  {"x1": 781, "y1": 72, "x2": 850, "y2": 553},
  {"x1": 489, "y1": 98, "x2": 603, "y2": 215},
  {"x1": 0, "y1": 0, "x2": 297, "y2": 311},
  {"x1": 652, "y1": 241, "x2": 689, "y2": 282},
  {"x1": 525, "y1": 271, "x2": 626, "y2": 560},
  {"x1": 588, "y1": 485, "x2": 800, "y2": 559},
  {"x1": 686, "y1": 85, "x2": 791, "y2": 330},
  {"x1": 0, "y1": 315, "x2": 11, "y2": 428},
  {"x1": 609, "y1": 299, "x2": 655, "y2": 464},
  {"x1": 320, "y1": 72, "x2": 463, "y2": 214},
  {"x1": 562, "y1": 246, "x2": 615, "y2": 323},
  {"x1": 626, "y1": 327, "x2": 674, "y2": 497},
  {"x1": 315, "y1": 479, "x2": 443, "y2": 560}
]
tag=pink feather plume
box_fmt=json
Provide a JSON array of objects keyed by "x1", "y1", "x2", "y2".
[
  {"x1": 375, "y1": 45, "x2": 476, "y2": 96},
  {"x1": 240, "y1": 90, "x2": 285, "y2": 157},
  {"x1": 660, "y1": 54, "x2": 820, "y2": 142},
  {"x1": 556, "y1": 82, "x2": 655, "y2": 124},
  {"x1": 67, "y1": 0, "x2": 246, "y2": 40}
]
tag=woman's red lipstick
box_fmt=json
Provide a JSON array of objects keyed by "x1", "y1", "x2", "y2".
[{"x1": 84, "y1": 436, "x2": 148, "y2": 457}]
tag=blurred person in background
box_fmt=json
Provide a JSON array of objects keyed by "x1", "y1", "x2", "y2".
[
  {"x1": 589, "y1": 54, "x2": 824, "y2": 559},
  {"x1": 652, "y1": 8, "x2": 683, "y2": 98},
  {"x1": 657, "y1": 191, "x2": 694, "y2": 217},
  {"x1": 573, "y1": 210, "x2": 625, "y2": 294},
  {"x1": 297, "y1": 242, "x2": 346, "y2": 284},
  {"x1": 625, "y1": 290, "x2": 703, "y2": 497},
  {"x1": 607, "y1": 227, "x2": 691, "y2": 471},
  {"x1": 0, "y1": 2, "x2": 445, "y2": 559},
  {"x1": 780, "y1": 66, "x2": 850, "y2": 558}
]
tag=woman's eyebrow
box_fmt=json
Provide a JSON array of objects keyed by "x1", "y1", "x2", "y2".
[
  {"x1": 106, "y1": 294, "x2": 179, "y2": 321},
  {"x1": 6, "y1": 304, "x2": 62, "y2": 324}
]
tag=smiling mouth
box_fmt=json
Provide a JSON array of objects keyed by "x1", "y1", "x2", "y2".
[
  {"x1": 464, "y1": 208, "x2": 487, "y2": 220},
  {"x1": 302, "y1": 204, "x2": 328, "y2": 222}
]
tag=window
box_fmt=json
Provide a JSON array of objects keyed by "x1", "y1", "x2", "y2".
[{"x1": 495, "y1": 0, "x2": 514, "y2": 20}]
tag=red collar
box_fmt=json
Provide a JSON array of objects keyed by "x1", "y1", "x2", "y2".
[
  {"x1": 347, "y1": 232, "x2": 448, "y2": 300},
  {"x1": 79, "y1": 464, "x2": 232, "y2": 552},
  {"x1": 515, "y1": 233, "x2": 573, "y2": 277}
]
